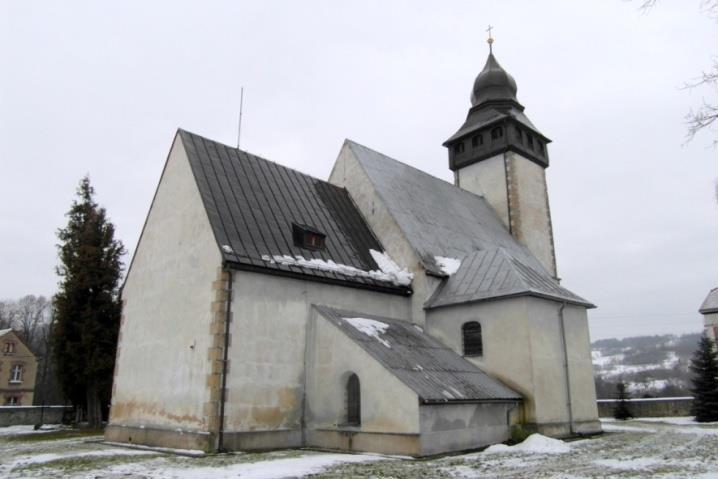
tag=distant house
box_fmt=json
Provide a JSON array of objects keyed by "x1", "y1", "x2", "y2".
[
  {"x1": 108, "y1": 46, "x2": 600, "y2": 456},
  {"x1": 700, "y1": 288, "x2": 718, "y2": 343},
  {"x1": 0, "y1": 329, "x2": 38, "y2": 406}
]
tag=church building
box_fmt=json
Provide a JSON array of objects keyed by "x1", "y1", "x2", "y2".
[{"x1": 107, "y1": 44, "x2": 601, "y2": 456}]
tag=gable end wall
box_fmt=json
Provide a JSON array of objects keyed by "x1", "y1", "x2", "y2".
[{"x1": 107, "y1": 135, "x2": 223, "y2": 451}]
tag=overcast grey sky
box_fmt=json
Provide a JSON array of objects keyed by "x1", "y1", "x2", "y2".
[{"x1": 1, "y1": 0, "x2": 716, "y2": 340}]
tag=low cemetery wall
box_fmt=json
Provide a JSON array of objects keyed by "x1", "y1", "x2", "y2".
[
  {"x1": 597, "y1": 397, "x2": 693, "y2": 418},
  {"x1": 0, "y1": 406, "x2": 72, "y2": 427}
]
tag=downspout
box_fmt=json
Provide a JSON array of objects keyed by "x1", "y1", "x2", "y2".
[
  {"x1": 558, "y1": 301, "x2": 574, "y2": 435},
  {"x1": 217, "y1": 268, "x2": 233, "y2": 452}
]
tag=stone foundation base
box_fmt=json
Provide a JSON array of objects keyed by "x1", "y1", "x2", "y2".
[
  {"x1": 307, "y1": 429, "x2": 421, "y2": 456},
  {"x1": 221, "y1": 429, "x2": 302, "y2": 451},
  {"x1": 105, "y1": 424, "x2": 213, "y2": 452}
]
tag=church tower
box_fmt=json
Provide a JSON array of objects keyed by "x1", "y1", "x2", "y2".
[{"x1": 444, "y1": 37, "x2": 557, "y2": 277}]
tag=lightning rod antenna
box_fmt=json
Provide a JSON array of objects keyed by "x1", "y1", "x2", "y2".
[{"x1": 237, "y1": 87, "x2": 244, "y2": 148}]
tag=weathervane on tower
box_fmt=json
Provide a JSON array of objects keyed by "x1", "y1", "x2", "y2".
[{"x1": 486, "y1": 25, "x2": 494, "y2": 53}]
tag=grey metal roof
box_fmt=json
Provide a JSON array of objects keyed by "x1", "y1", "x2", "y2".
[
  {"x1": 179, "y1": 129, "x2": 410, "y2": 295},
  {"x1": 426, "y1": 249, "x2": 593, "y2": 309},
  {"x1": 346, "y1": 140, "x2": 592, "y2": 308},
  {"x1": 700, "y1": 288, "x2": 718, "y2": 314},
  {"x1": 314, "y1": 305, "x2": 521, "y2": 403}
]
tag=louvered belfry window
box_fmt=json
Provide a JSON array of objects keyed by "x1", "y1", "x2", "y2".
[
  {"x1": 346, "y1": 373, "x2": 361, "y2": 426},
  {"x1": 463, "y1": 321, "x2": 483, "y2": 357}
]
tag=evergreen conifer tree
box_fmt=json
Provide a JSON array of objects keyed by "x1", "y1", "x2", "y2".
[
  {"x1": 689, "y1": 335, "x2": 718, "y2": 422},
  {"x1": 614, "y1": 381, "x2": 633, "y2": 420},
  {"x1": 52, "y1": 177, "x2": 125, "y2": 428}
]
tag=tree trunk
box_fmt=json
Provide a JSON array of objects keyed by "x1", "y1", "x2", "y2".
[{"x1": 86, "y1": 385, "x2": 102, "y2": 429}]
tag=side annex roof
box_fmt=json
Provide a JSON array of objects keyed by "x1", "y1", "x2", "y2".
[
  {"x1": 315, "y1": 305, "x2": 521, "y2": 403},
  {"x1": 178, "y1": 129, "x2": 411, "y2": 295}
]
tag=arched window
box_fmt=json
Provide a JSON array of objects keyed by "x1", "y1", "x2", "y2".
[
  {"x1": 346, "y1": 374, "x2": 361, "y2": 426},
  {"x1": 491, "y1": 126, "x2": 503, "y2": 140},
  {"x1": 462, "y1": 322, "x2": 483, "y2": 357}
]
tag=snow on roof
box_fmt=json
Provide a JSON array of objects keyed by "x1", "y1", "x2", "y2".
[
  {"x1": 315, "y1": 305, "x2": 521, "y2": 403},
  {"x1": 434, "y1": 256, "x2": 461, "y2": 276},
  {"x1": 262, "y1": 249, "x2": 413, "y2": 287},
  {"x1": 0, "y1": 328, "x2": 12, "y2": 338},
  {"x1": 344, "y1": 317, "x2": 391, "y2": 348}
]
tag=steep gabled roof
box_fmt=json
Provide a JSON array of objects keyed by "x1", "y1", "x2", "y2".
[
  {"x1": 179, "y1": 130, "x2": 410, "y2": 295},
  {"x1": 426, "y1": 249, "x2": 593, "y2": 309},
  {"x1": 345, "y1": 140, "x2": 592, "y2": 308},
  {"x1": 315, "y1": 305, "x2": 521, "y2": 403},
  {"x1": 700, "y1": 287, "x2": 718, "y2": 314}
]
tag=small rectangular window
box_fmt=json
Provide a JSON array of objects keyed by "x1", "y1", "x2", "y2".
[
  {"x1": 454, "y1": 142, "x2": 465, "y2": 154},
  {"x1": 471, "y1": 135, "x2": 483, "y2": 148},
  {"x1": 4, "y1": 396, "x2": 19, "y2": 406},
  {"x1": 3, "y1": 342, "x2": 15, "y2": 355},
  {"x1": 292, "y1": 223, "x2": 326, "y2": 251}
]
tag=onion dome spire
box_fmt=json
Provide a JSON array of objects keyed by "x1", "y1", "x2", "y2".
[{"x1": 470, "y1": 30, "x2": 519, "y2": 106}]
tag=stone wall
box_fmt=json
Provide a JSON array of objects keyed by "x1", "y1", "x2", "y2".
[
  {"x1": 0, "y1": 406, "x2": 71, "y2": 427},
  {"x1": 597, "y1": 397, "x2": 693, "y2": 418}
]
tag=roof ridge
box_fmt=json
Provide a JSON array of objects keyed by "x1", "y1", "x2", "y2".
[
  {"x1": 179, "y1": 128, "x2": 348, "y2": 194},
  {"x1": 344, "y1": 139, "x2": 491, "y2": 201}
]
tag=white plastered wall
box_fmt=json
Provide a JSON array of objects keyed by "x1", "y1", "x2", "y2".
[
  {"x1": 456, "y1": 153, "x2": 509, "y2": 225},
  {"x1": 223, "y1": 270, "x2": 411, "y2": 433},
  {"x1": 704, "y1": 312, "x2": 718, "y2": 342},
  {"x1": 329, "y1": 143, "x2": 441, "y2": 327},
  {"x1": 425, "y1": 296, "x2": 599, "y2": 432},
  {"x1": 305, "y1": 311, "x2": 419, "y2": 434},
  {"x1": 110, "y1": 135, "x2": 222, "y2": 432}
]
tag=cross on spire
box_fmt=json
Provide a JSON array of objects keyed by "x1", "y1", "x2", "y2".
[{"x1": 486, "y1": 25, "x2": 494, "y2": 53}]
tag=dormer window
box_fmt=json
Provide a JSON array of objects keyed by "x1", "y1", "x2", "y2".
[
  {"x1": 454, "y1": 142, "x2": 465, "y2": 154},
  {"x1": 292, "y1": 223, "x2": 326, "y2": 251}
]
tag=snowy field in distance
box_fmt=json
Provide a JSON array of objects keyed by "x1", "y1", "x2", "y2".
[{"x1": 2, "y1": 417, "x2": 718, "y2": 478}]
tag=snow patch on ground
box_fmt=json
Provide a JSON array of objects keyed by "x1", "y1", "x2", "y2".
[
  {"x1": 594, "y1": 457, "x2": 664, "y2": 470},
  {"x1": 261, "y1": 249, "x2": 413, "y2": 287},
  {"x1": 112, "y1": 452, "x2": 385, "y2": 479},
  {"x1": 434, "y1": 256, "x2": 461, "y2": 275},
  {"x1": 483, "y1": 434, "x2": 570, "y2": 455},
  {"x1": 344, "y1": 317, "x2": 391, "y2": 348},
  {"x1": 600, "y1": 422, "x2": 658, "y2": 433},
  {"x1": 633, "y1": 416, "x2": 718, "y2": 426},
  {"x1": 12, "y1": 448, "x2": 156, "y2": 466},
  {"x1": 0, "y1": 425, "x2": 67, "y2": 437}
]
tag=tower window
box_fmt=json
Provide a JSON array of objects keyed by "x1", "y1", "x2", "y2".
[
  {"x1": 527, "y1": 134, "x2": 534, "y2": 149},
  {"x1": 471, "y1": 134, "x2": 483, "y2": 148},
  {"x1": 462, "y1": 322, "x2": 483, "y2": 357},
  {"x1": 516, "y1": 128, "x2": 523, "y2": 143},
  {"x1": 491, "y1": 126, "x2": 503, "y2": 140},
  {"x1": 292, "y1": 223, "x2": 326, "y2": 251},
  {"x1": 346, "y1": 373, "x2": 361, "y2": 426},
  {"x1": 454, "y1": 142, "x2": 465, "y2": 154}
]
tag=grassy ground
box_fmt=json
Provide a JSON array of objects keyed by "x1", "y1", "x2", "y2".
[{"x1": 1, "y1": 419, "x2": 717, "y2": 478}]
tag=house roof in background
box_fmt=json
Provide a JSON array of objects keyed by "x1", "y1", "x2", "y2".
[
  {"x1": 700, "y1": 287, "x2": 718, "y2": 314},
  {"x1": 315, "y1": 304, "x2": 522, "y2": 403},
  {"x1": 179, "y1": 130, "x2": 411, "y2": 295}
]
